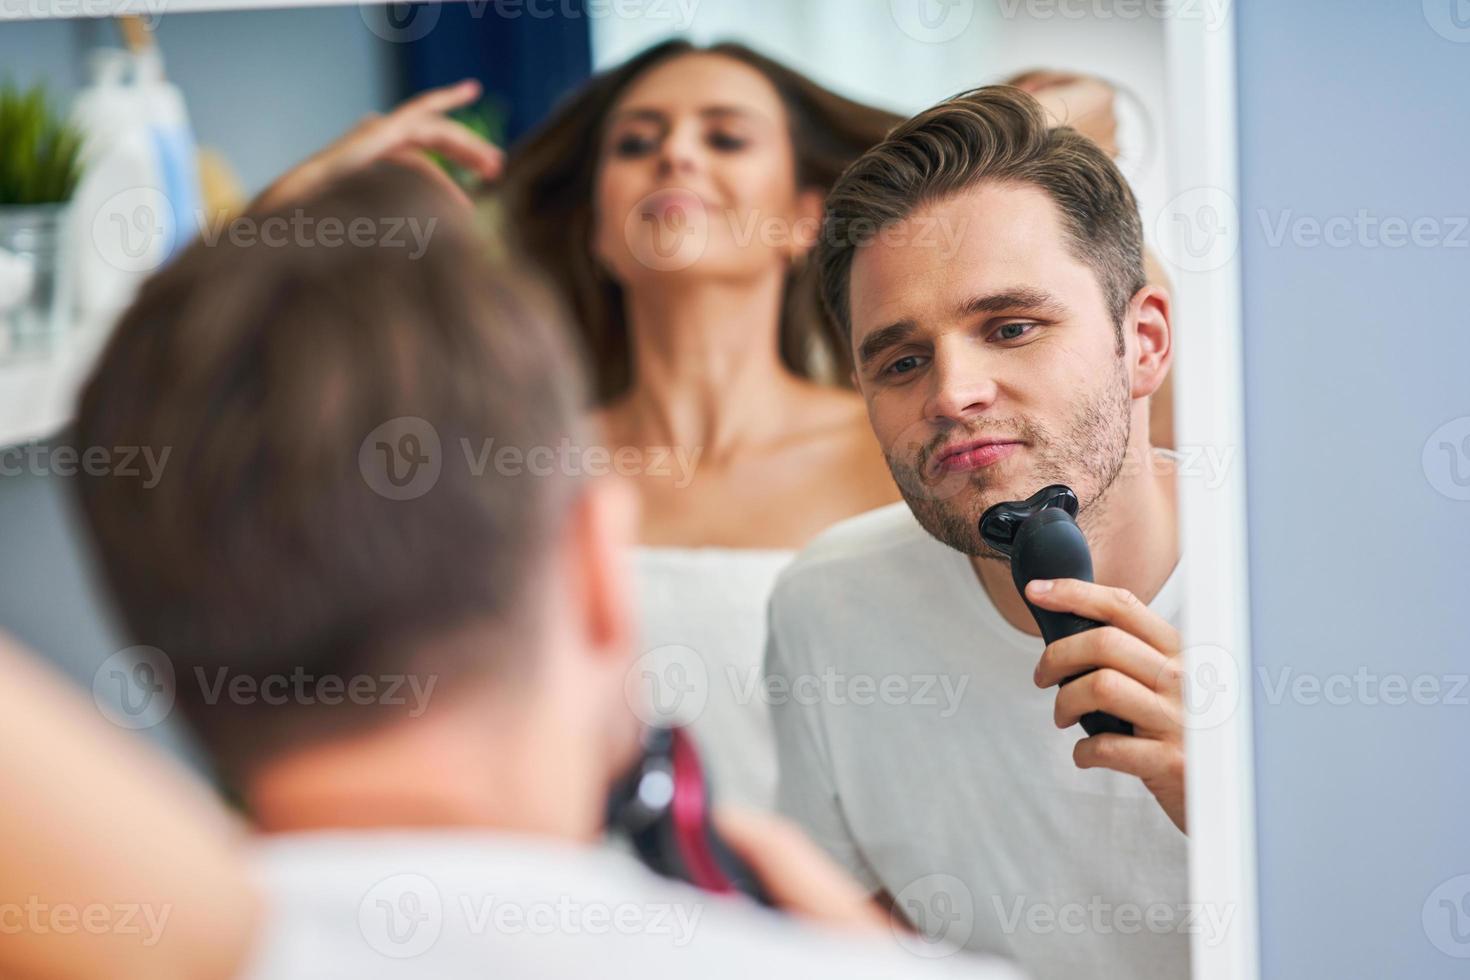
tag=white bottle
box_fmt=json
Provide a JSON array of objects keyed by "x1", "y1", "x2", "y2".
[
  {"x1": 68, "y1": 49, "x2": 168, "y2": 321},
  {"x1": 133, "y1": 46, "x2": 202, "y2": 258}
]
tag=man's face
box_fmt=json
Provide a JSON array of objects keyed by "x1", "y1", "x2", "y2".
[{"x1": 848, "y1": 181, "x2": 1133, "y2": 558}]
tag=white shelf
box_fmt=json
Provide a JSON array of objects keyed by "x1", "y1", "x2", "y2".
[{"x1": 0, "y1": 316, "x2": 115, "y2": 448}]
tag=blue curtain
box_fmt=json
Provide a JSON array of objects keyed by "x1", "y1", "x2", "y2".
[{"x1": 394, "y1": 0, "x2": 593, "y2": 145}]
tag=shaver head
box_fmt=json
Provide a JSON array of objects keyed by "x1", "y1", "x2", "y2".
[{"x1": 979, "y1": 484, "x2": 1081, "y2": 558}]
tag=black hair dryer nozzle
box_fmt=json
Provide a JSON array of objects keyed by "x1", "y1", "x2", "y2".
[{"x1": 979, "y1": 485, "x2": 1133, "y2": 737}]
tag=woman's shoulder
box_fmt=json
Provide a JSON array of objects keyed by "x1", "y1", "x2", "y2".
[{"x1": 791, "y1": 384, "x2": 901, "y2": 508}]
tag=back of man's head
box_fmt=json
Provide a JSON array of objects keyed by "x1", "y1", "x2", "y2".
[{"x1": 74, "y1": 165, "x2": 594, "y2": 783}]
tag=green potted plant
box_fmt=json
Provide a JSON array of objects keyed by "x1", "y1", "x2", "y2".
[{"x1": 0, "y1": 80, "x2": 85, "y2": 355}]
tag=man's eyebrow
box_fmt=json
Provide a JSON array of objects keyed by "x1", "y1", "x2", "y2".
[
  {"x1": 856, "y1": 321, "x2": 918, "y2": 369},
  {"x1": 957, "y1": 288, "x2": 1069, "y2": 319}
]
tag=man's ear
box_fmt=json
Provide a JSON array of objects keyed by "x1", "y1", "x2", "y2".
[
  {"x1": 563, "y1": 476, "x2": 639, "y2": 661},
  {"x1": 1127, "y1": 284, "x2": 1173, "y2": 400}
]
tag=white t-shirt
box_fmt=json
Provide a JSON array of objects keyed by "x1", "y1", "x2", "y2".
[
  {"x1": 765, "y1": 503, "x2": 1194, "y2": 980},
  {"x1": 240, "y1": 830, "x2": 1027, "y2": 980},
  {"x1": 633, "y1": 547, "x2": 794, "y2": 810}
]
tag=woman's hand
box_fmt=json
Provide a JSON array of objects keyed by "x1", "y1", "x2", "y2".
[
  {"x1": 251, "y1": 79, "x2": 504, "y2": 212},
  {"x1": 1007, "y1": 69, "x2": 1119, "y2": 157}
]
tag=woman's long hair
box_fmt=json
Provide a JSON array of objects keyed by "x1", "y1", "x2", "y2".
[{"x1": 499, "y1": 40, "x2": 902, "y2": 403}]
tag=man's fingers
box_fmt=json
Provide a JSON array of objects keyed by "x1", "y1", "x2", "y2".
[
  {"x1": 1053, "y1": 668, "x2": 1174, "y2": 733},
  {"x1": 1026, "y1": 578, "x2": 1180, "y2": 654},
  {"x1": 1034, "y1": 624, "x2": 1168, "y2": 690},
  {"x1": 1073, "y1": 732, "x2": 1182, "y2": 786}
]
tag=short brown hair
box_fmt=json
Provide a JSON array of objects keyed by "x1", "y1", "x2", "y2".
[
  {"x1": 73, "y1": 165, "x2": 588, "y2": 776},
  {"x1": 501, "y1": 39, "x2": 903, "y2": 400},
  {"x1": 818, "y1": 85, "x2": 1145, "y2": 351}
]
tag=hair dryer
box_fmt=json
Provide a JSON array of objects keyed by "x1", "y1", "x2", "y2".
[
  {"x1": 979, "y1": 484, "x2": 1133, "y2": 737},
  {"x1": 606, "y1": 726, "x2": 772, "y2": 904}
]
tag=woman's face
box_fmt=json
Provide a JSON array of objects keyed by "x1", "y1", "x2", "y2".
[{"x1": 593, "y1": 53, "x2": 825, "y2": 284}]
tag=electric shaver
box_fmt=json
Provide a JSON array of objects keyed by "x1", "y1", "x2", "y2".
[
  {"x1": 979, "y1": 484, "x2": 1133, "y2": 737},
  {"x1": 606, "y1": 726, "x2": 772, "y2": 904}
]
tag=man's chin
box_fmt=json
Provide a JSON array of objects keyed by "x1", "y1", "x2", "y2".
[{"x1": 887, "y1": 456, "x2": 1063, "y2": 557}]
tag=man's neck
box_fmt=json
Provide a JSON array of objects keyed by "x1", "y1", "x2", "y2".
[
  {"x1": 971, "y1": 443, "x2": 1180, "y2": 636},
  {"x1": 245, "y1": 698, "x2": 610, "y2": 845}
]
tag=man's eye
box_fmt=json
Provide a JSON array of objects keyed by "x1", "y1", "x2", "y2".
[
  {"x1": 994, "y1": 322, "x2": 1038, "y2": 342},
  {"x1": 886, "y1": 355, "x2": 925, "y2": 376}
]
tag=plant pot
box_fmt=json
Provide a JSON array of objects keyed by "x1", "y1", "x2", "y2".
[{"x1": 0, "y1": 203, "x2": 72, "y2": 358}]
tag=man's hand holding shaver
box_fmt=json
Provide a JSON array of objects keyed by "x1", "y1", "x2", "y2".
[{"x1": 1026, "y1": 578, "x2": 1187, "y2": 833}]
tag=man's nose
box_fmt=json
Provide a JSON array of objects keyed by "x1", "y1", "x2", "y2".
[{"x1": 923, "y1": 343, "x2": 999, "y2": 423}]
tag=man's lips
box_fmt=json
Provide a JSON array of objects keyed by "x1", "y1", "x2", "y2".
[{"x1": 931, "y1": 438, "x2": 1024, "y2": 475}]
